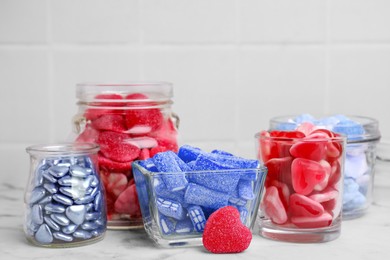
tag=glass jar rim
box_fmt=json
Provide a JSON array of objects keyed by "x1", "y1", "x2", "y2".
[
  {"x1": 254, "y1": 131, "x2": 346, "y2": 143},
  {"x1": 269, "y1": 114, "x2": 381, "y2": 143},
  {"x1": 26, "y1": 142, "x2": 99, "y2": 156},
  {"x1": 76, "y1": 81, "x2": 173, "y2": 102}
]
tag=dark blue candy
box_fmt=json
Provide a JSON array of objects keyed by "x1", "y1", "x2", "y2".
[
  {"x1": 184, "y1": 183, "x2": 229, "y2": 209},
  {"x1": 177, "y1": 145, "x2": 203, "y2": 163}
]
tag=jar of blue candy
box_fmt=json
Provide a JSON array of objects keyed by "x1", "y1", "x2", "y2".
[
  {"x1": 24, "y1": 143, "x2": 107, "y2": 247},
  {"x1": 269, "y1": 115, "x2": 381, "y2": 219}
]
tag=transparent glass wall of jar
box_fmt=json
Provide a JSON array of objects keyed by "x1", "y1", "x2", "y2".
[
  {"x1": 25, "y1": 143, "x2": 106, "y2": 247},
  {"x1": 72, "y1": 82, "x2": 179, "y2": 229}
]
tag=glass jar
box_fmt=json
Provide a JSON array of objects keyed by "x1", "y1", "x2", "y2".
[
  {"x1": 25, "y1": 143, "x2": 106, "y2": 247},
  {"x1": 72, "y1": 82, "x2": 179, "y2": 229},
  {"x1": 255, "y1": 130, "x2": 346, "y2": 242},
  {"x1": 269, "y1": 115, "x2": 381, "y2": 219},
  {"x1": 375, "y1": 141, "x2": 390, "y2": 203}
]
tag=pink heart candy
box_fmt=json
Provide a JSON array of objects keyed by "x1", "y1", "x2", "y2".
[
  {"x1": 263, "y1": 186, "x2": 288, "y2": 225},
  {"x1": 291, "y1": 212, "x2": 333, "y2": 228},
  {"x1": 290, "y1": 141, "x2": 326, "y2": 161},
  {"x1": 291, "y1": 158, "x2": 327, "y2": 195},
  {"x1": 290, "y1": 193, "x2": 324, "y2": 217}
]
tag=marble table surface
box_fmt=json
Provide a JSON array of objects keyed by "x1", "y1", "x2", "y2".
[{"x1": 1, "y1": 171, "x2": 389, "y2": 260}]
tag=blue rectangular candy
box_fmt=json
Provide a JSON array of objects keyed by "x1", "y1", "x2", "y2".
[
  {"x1": 178, "y1": 145, "x2": 203, "y2": 163},
  {"x1": 159, "y1": 215, "x2": 175, "y2": 235},
  {"x1": 153, "y1": 151, "x2": 188, "y2": 192},
  {"x1": 175, "y1": 219, "x2": 194, "y2": 234},
  {"x1": 156, "y1": 197, "x2": 187, "y2": 220},
  {"x1": 184, "y1": 183, "x2": 229, "y2": 209},
  {"x1": 187, "y1": 205, "x2": 206, "y2": 232},
  {"x1": 238, "y1": 179, "x2": 255, "y2": 200}
]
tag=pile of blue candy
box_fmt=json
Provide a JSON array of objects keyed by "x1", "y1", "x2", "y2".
[
  {"x1": 134, "y1": 145, "x2": 264, "y2": 237},
  {"x1": 25, "y1": 156, "x2": 106, "y2": 246}
]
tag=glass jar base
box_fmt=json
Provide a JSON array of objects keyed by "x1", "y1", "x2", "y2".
[
  {"x1": 107, "y1": 219, "x2": 144, "y2": 230},
  {"x1": 26, "y1": 233, "x2": 105, "y2": 248},
  {"x1": 342, "y1": 208, "x2": 367, "y2": 220},
  {"x1": 258, "y1": 220, "x2": 341, "y2": 243}
]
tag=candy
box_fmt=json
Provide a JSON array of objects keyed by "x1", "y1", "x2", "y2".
[
  {"x1": 24, "y1": 155, "x2": 106, "y2": 245},
  {"x1": 258, "y1": 129, "x2": 343, "y2": 229},
  {"x1": 91, "y1": 114, "x2": 126, "y2": 133},
  {"x1": 134, "y1": 145, "x2": 263, "y2": 240},
  {"x1": 98, "y1": 131, "x2": 140, "y2": 162},
  {"x1": 114, "y1": 184, "x2": 141, "y2": 217},
  {"x1": 202, "y1": 206, "x2": 252, "y2": 254}
]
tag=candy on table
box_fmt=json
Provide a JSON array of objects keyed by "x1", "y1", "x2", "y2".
[
  {"x1": 273, "y1": 114, "x2": 370, "y2": 213},
  {"x1": 75, "y1": 92, "x2": 178, "y2": 222},
  {"x1": 259, "y1": 128, "x2": 343, "y2": 228},
  {"x1": 137, "y1": 145, "x2": 260, "y2": 236},
  {"x1": 202, "y1": 206, "x2": 252, "y2": 254},
  {"x1": 25, "y1": 156, "x2": 106, "y2": 245}
]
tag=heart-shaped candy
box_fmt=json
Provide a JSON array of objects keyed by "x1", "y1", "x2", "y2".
[
  {"x1": 265, "y1": 157, "x2": 293, "y2": 185},
  {"x1": 290, "y1": 141, "x2": 326, "y2": 161},
  {"x1": 291, "y1": 212, "x2": 333, "y2": 228},
  {"x1": 91, "y1": 114, "x2": 126, "y2": 133},
  {"x1": 202, "y1": 206, "x2": 252, "y2": 254},
  {"x1": 98, "y1": 131, "x2": 140, "y2": 162},
  {"x1": 263, "y1": 186, "x2": 288, "y2": 224},
  {"x1": 290, "y1": 193, "x2": 324, "y2": 217},
  {"x1": 291, "y1": 158, "x2": 327, "y2": 195},
  {"x1": 114, "y1": 184, "x2": 141, "y2": 217}
]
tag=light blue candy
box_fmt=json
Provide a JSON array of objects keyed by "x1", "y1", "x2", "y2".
[
  {"x1": 175, "y1": 219, "x2": 194, "y2": 234},
  {"x1": 184, "y1": 183, "x2": 229, "y2": 209},
  {"x1": 238, "y1": 180, "x2": 255, "y2": 200},
  {"x1": 159, "y1": 215, "x2": 175, "y2": 235},
  {"x1": 156, "y1": 197, "x2": 186, "y2": 220},
  {"x1": 35, "y1": 224, "x2": 53, "y2": 244},
  {"x1": 188, "y1": 206, "x2": 206, "y2": 232}
]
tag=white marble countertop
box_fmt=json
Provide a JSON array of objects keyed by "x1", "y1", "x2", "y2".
[{"x1": 1, "y1": 170, "x2": 389, "y2": 260}]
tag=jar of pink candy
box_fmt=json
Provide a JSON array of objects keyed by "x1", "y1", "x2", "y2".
[
  {"x1": 269, "y1": 114, "x2": 381, "y2": 219},
  {"x1": 72, "y1": 82, "x2": 179, "y2": 229},
  {"x1": 255, "y1": 129, "x2": 346, "y2": 242}
]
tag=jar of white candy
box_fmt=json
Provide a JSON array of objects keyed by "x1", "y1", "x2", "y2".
[
  {"x1": 269, "y1": 115, "x2": 381, "y2": 219},
  {"x1": 24, "y1": 143, "x2": 106, "y2": 247},
  {"x1": 71, "y1": 82, "x2": 179, "y2": 229}
]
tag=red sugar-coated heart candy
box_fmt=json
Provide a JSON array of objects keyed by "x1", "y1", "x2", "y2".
[
  {"x1": 269, "y1": 180, "x2": 290, "y2": 210},
  {"x1": 290, "y1": 141, "x2": 326, "y2": 161},
  {"x1": 150, "y1": 146, "x2": 169, "y2": 157},
  {"x1": 76, "y1": 124, "x2": 100, "y2": 143},
  {"x1": 100, "y1": 172, "x2": 128, "y2": 197},
  {"x1": 296, "y1": 122, "x2": 316, "y2": 136},
  {"x1": 148, "y1": 118, "x2": 178, "y2": 151},
  {"x1": 124, "y1": 93, "x2": 163, "y2": 132},
  {"x1": 138, "y1": 148, "x2": 150, "y2": 160},
  {"x1": 321, "y1": 199, "x2": 337, "y2": 212},
  {"x1": 291, "y1": 158, "x2": 327, "y2": 195},
  {"x1": 91, "y1": 114, "x2": 126, "y2": 133},
  {"x1": 98, "y1": 153, "x2": 132, "y2": 172},
  {"x1": 263, "y1": 186, "x2": 288, "y2": 225},
  {"x1": 125, "y1": 136, "x2": 158, "y2": 149},
  {"x1": 290, "y1": 193, "x2": 324, "y2": 217},
  {"x1": 270, "y1": 130, "x2": 306, "y2": 139},
  {"x1": 84, "y1": 94, "x2": 124, "y2": 120},
  {"x1": 114, "y1": 183, "x2": 141, "y2": 217},
  {"x1": 98, "y1": 131, "x2": 140, "y2": 162},
  {"x1": 202, "y1": 206, "x2": 252, "y2": 254},
  {"x1": 265, "y1": 157, "x2": 293, "y2": 185},
  {"x1": 291, "y1": 212, "x2": 333, "y2": 228}
]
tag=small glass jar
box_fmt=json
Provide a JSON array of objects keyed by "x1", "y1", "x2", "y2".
[
  {"x1": 255, "y1": 131, "x2": 345, "y2": 243},
  {"x1": 269, "y1": 115, "x2": 381, "y2": 219},
  {"x1": 25, "y1": 143, "x2": 106, "y2": 247},
  {"x1": 72, "y1": 82, "x2": 179, "y2": 229}
]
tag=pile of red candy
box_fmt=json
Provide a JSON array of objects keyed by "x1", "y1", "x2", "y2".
[
  {"x1": 258, "y1": 124, "x2": 343, "y2": 228},
  {"x1": 76, "y1": 93, "x2": 178, "y2": 222}
]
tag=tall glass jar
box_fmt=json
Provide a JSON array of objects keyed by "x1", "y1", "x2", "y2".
[
  {"x1": 25, "y1": 143, "x2": 106, "y2": 247},
  {"x1": 72, "y1": 82, "x2": 179, "y2": 229}
]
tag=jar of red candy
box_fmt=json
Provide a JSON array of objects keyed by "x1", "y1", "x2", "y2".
[
  {"x1": 72, "y1": 82, "x2": 179, "y2": 229},
  {"x1": 255, "y1": 129, "x2": 345, "y2": 242}
]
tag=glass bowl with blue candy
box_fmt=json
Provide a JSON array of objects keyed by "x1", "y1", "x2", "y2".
[
  {"x1": 269, "y1": 114, "x2": 381, "y2": 219},
  {"x1": 132, "y1": 145, "x2": 267, "y2": 248}
]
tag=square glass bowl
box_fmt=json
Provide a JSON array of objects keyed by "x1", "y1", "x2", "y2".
[{"x1": 132, "y1": 161, "x2": 267, "y2": 247}]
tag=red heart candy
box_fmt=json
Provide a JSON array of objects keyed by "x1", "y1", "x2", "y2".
[
  {"x1": 313, "y1": 160, "x2": 331, "y2": 191},
  {"x1": 91, "y1": 114, "x2": 126, "y2": 133},
  {"x1": 296, "y1": 122, "x2": 316, "y2": 136},
  {"x1": 290, "y1": 141, "x2": 326, "y2": 161},
  {"x1": 265, "y1": 157, "x2": 293, "y2": 185},
  {"x1": 203, "y1": 206, "x2": 252, "y2": 254},
  {"x1": 98, "y1": 131, "x2": 140, "y2": 162},
  {"x1": 309, "y1": 187, "x2": 339, "y2": 212},
  {"x1": 263, "y1": 186, "x2": 288, "y2": 224},
  {"x1": 150, "y1": 146, "x2": 169, "y2": 157},
  {"x1": 328, "y1": 160, "x2": 341, "y2": 186},
  {"x1": 76, "y1": 124, "x2": 100, "y2": 143},
  {"x1": 124, "y1": 93, "x2": 163, "y2": 132},
  {"x1": 269, "y1": 180, "x2": 290, "y2": 210},
  {"x1": 98, "y1": 153, "x2": 132, "y2": 172},
  {"x1": 290, "y1": 193, "x2": 324, "y2": 217},
  {"x1": 114, "y1": 183, "x2": 141, "y2": 217},
  {"x1": 148, "y1": 118, "x2": 178, "y2": 152},
  {"x1": 100, "y1": 172, "x2": 128, "y2": 197},
  {"x1": 84, "y1": 94, "x2": 124, "y2": 120},
  {"x1": 291, "y1": 158, "x2": 327, "y2": 195},
  {"x1": 138, "y1": 149, "x2": 150, "y2": 160},
  {"x1": 291, "y1": 212, "x2": 333, "y2": 228}
]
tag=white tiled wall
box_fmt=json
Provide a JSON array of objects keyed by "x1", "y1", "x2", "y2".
[{"x1": 1, "y1": 0, "x2": 389, "y2": 183}]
